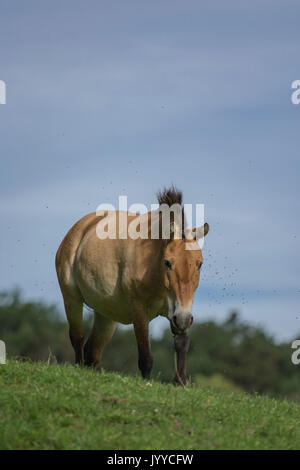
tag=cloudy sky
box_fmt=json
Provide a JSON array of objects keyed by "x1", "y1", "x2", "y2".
[{"x1": 1, "y1": 1, "x2": 300, "y2": 341}]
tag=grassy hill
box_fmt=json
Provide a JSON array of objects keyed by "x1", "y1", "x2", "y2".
[{"x1": 0, "y1": 360, "x2": 299, "y2": 450}]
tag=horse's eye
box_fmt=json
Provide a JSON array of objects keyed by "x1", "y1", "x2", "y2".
[
  {"x1": 164, "y1": 259, "x2": 172, "y2": 270},
  {"x1": 197, "y1": 262, "x2": 203, "y2": 271}
]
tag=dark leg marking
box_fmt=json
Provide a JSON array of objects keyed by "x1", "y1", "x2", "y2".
[{"x1": 173, "y1": 333, "x2": 190, "y2": 386}]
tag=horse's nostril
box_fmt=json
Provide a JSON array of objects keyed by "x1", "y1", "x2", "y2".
[
  {"x1": 190, "y1": 316, "x2": 194, "y2": 326},
  {"x1": 173, "y1": 315, "x2": 178, "y2": 329}
]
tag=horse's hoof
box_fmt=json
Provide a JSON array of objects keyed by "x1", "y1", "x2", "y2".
[{"x1": 173, "y1": 375, "x2": 187, "y2": 387}]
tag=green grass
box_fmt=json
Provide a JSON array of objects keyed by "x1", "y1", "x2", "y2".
[{"x1": 0, "y1": 360, "x2": 300, "y2": 450}]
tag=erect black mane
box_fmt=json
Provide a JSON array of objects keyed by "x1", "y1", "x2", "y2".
[
  {"x1": 156, "y1": 185, "x2": 183, "y2": 207},
  {"x1": 156, "y1": 186, "x2": 186, "y2": 237}
]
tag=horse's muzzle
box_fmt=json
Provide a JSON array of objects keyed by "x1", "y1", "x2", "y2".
[{"x1": 170, "y1": 314, "x2": 193, "y2": 335}]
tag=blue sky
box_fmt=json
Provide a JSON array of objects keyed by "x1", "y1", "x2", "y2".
[{"x1": 0, "y1": 1, "x2": 300, "y2": 341}]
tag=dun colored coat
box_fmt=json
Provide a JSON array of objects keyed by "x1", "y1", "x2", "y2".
[{"x1": 56, "y1": 187, "x2": 209, "y2": 385}]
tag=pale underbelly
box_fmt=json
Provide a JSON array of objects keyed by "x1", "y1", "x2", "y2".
[
  {"x1": 79, "y1": 282, "x2": 166, "y2": 325},
  {"x1": 74, "y1": 256, "x2": 167, "y2": 324},
  {"x1": 82, "y1": 289, "x2": 133, "y2": 324}
]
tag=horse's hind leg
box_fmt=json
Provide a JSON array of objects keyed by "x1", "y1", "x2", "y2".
[
  {"x1": 84, "y1": 313, "x2": 116, "y2": 368},
  {"x1": 63, "y1": 295, "x2": 84, "y2": 365}
]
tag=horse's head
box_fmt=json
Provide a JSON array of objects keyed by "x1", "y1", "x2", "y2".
[{"x1": 162, "y1": 222, "x2": 209, "y2": 334}]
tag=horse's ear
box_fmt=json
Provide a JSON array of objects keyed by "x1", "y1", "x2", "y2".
[{"x1": 191, "y1": 222, "x2": 209, "y2": 239}]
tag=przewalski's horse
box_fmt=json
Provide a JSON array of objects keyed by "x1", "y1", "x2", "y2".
[{"x1": 55, "y1": 187, "x2": 209, "y2": 385}]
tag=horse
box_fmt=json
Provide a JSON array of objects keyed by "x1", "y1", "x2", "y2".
[{"x1": 55, "y1": 187, "x2": 209, "y2": 385}]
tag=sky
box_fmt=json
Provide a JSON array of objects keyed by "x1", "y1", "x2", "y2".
[{"x1": 0, "y1": 0, "x2": 300, "y2": 342}]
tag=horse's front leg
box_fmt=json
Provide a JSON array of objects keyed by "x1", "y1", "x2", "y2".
[
  {"x1": 173, "y1": 333, "x2": 190, "y2": 386},
  {"x1": 133, "y1": 308, "x2": 153, "y2": 380}
]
